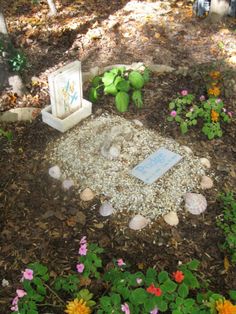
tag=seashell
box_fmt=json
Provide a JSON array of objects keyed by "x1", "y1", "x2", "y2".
[
  {"x1": 182, "y1": 146, "x2": 193, "y2": 154},
  {"x1": 80, "y1": 188, "x2": 95, "y2": 201},
  {"x1": 200, "y1": 158, "x2": 211, "y2": 169},
  {"x1": 184, "y1": 193, "x2": 207, "y2": 215},
  {"x1": 129, "y1": 215, "x2": 150, "y2": 230},
  {"x1": 163, "y1": 211, "x2": 179, "y2": 226},
  {"x1": 48, "y1": 165, "x2": 61, "y2": 179},
  {"x1": 200, "y1": 176, "x2": 213, "y2": 190},
  {"x1": 62, "y1": 179, "x2": 74, "y2": 190},
  {"x1": 99, "y1": 201, "x2": 114, "y2": 217}
]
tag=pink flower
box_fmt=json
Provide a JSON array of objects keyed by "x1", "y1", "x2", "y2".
[
  {"x1": 16, "y1": 289, "x2": 27, "y2": 298},
  {"x1": 181, "y1": 90, "x2": 188, "y2": 96},
  {"x1": 121, "y1": 303, "x2": 130, "y2": 314},
  {"x1": 136, "y1": 278, "x2": 142, "y2": 284},
  {"x1": 199, "y1": 95, "x2": 205, "y2": 101},
  {"x1": 22, "y1": 268, "x2": 34, "y2": 281},
  {"x1": 79, "y1": 243, "x2": 87, "y2": 256},
  {"x1": 10, "y1": 304, "x2": 18, "y2": 312},
  {"x1": 80, "y1": 236, "x2": 87, "y2": 245},
  {"x1": 76, "y1": 263, "x2": 85, "y2": 273},
  {"x1": 117, "y1": 258, "x2": 125, "y2": 267},
  {"x1": 216, "y1": 98, "x2": 222, "y2": 103},
  {"x1": 170, "y1": 110, "x2": 177, "y2": 117},
  {"x1": 10, "y1": 296, "x2": 19, "y2": 312},
  {"x1": 223, "y1": 107, "x2": 227, "y2": 112},
  {"x1": 12, "y1": 296, "x2": 19, "y2": 306},
  {"x1": 150, "y1": 308, "x2": 159, "y2": 314},
  {"x1": 228, "y1": 111, "x2": 233, "y2": 118}
]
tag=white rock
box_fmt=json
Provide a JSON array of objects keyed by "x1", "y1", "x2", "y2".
[
  {"x1": 109, "y1": 144, "x2": 121, "y2": 159},
  {"x1": 133, "y1": 119, "x2": 143, "y2": 127},
  {"x1": 48, "y1": 165, "x2": 61, "y2": 180},
  {"x1": 182, "y1": 146, "x2": 193, "y2": 154},
  {"x1": 99, "y1": 201, "x2": 114, "y2": 216},
  {"x1": 62, "y1": 179, "x2": 74, "y2": 190},
  {"x1": 163, "y1": 211, "x2": 179, "y2": 226},
  {"x1": 148, "y1": 64, "x2": 175, "y2": 73},
  {"x1": 129, "y1": 215, "x2": 150, "y2": 230},
  {"x1": 2, "y1": 279, "x2": 9, "y2": 287},
  {"x1": 184, "y1": 193, "x2": 207, "y2": 215},
  {"x1": 200, "y1": 176, "x2": 213, "y2": 190},
  {"x1": 80, "y1": 188, "x2": 95, "y2": 201},
  {"x1": 200, "y1": 158, "x2": 211, "y2": 168}
]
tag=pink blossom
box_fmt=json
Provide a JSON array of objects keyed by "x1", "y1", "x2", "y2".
[
  {"x1": 228, "y1": 111, "x2": 233, "y2": 118},
  {"x1": 80, "y1": 236, "x2": 87, "y2": 245},
  {"x1": 76, "y1": 263, "x2": 85, "y2": 273},
  {"x1": 199, "y1": 95, "x2": 205, "y2": 101},
  {"x1": 117, "y1": 258, "x2": 125, "y2": 267},
  {"x1": 10, "y1": 304, "x2": 18, "y2": 312},
  {"x1": 180, "y1": 90, "x2": 188, "y2": 96},
  {"x1": 79, "y1": 243, "x2": 87, "y2": 256},
  {"x1": 216, "y1": 98, "x2": 222, "y2": 103},
  {"x1": 16, "y1": 289, "x2": 27, "y2": 298},
  {"x1": 10, "y1": 296, "x2": 19, "y2": 312},
  {"x1": 223, "y1": 107, "x2": 227, "y2": 112},
  {"x1": 170, "y1": 110, "x2": 177, "y2": 117},
  {"x1": 22, "y1": 268, "x2": 33, "y2": 281},
  {"x1": 136, "y1": 278, "x2": 142, "y2": 284},
  {"x1": 150, "y1": 308, "x2": 159, "y2": 314},
  {"x1": 121, "y1": 303, "x2": 130, "y2": 314}
]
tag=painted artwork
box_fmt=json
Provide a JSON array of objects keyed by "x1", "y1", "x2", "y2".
[{"x1": 48, "y1": 61, "x2": 83, "y2": 118}]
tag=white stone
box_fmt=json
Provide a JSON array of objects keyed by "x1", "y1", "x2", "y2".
[
  {"x1": 148, "y1": 64, "x2": 175, "y2": 73},
  {"x1": 200, "y1": 176, "x2": 213, "y2": 190},
  {"x1": 99, "y1": 201, "x2": 114, "y2": 216},
  {"x1": 0, "y1": 108, "x2": 41, "y2": 122},
  {"x1": 184, "y1": 193, "x2": 207, "y2": 215},
  {"x1": 2, "y1": 279, "x2": 9, "y2": 287},
  {"x1": 80, "y1": 188, "x2": 95, "y2": 201},
  {"x1": 49, "y1": 165, "x2": 61, "y2": 179},
  {"x1": 200, "y1": 158, "x2": 211, "y2": 168},
  {"x1": 133, "y1": 119, "x2": 143, "y2": 127},
  {"x1": 163, "y1": 211, "x2": 179, "y2": 226},
  {"x1": 41, "y1": 99, "x2": 92, "y2": 133},
  {"x1": 182, "y1": 146, "x2": 193, "y2": 154},
  {"x1": 62, "y1": 179, "x2": 74, "y2": 190},
  {"x1": 129, "y1": 215, "x2": 150, "y2": 230}
]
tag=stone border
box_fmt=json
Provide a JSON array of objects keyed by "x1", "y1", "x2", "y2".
[{"x1": 0, "y1": 63, "x2": 178, "y2": 122}]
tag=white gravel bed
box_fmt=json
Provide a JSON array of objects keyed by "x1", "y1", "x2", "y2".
[{"x1": 47, "y1": 114, "x2": 207, "y2": 218}]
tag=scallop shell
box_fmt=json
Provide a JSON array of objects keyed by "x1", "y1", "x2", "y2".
[
  {"x1": 80, "y1": 188, "x2": 95, "y2": 201},
  {"x1": 200, "y1": 158, "x2": 211, "y2": 168},
  {"x1": 184, "y1": 193, "x2": 207, "y2": 215},
  {"x1": 99, "y1": 202, "x2": 114, "y2": 217},
  {"x1": 129, "y1": 215, "x2": 150, "y2": 230},
  {"x1": 62, "y1": 179, "x2": 74, "y2": 190},
  {"x1": 163, "y1": 211, "x2": 179, "y2": 226},
  {"x1": 200, "y1": 176, "x2": 213, "y2": 190},
  {"x1": 48, "y1": 165, "x2": 61, "y2": 180}
]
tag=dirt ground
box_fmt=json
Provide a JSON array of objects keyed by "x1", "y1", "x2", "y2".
[{"x1": 0, "y1": 1, "x2": 236, "y2": 313}]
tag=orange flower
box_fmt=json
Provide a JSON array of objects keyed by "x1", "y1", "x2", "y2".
[
  {"x1": 209, "y1": 71, "x2": 220, "y2": 80},
  {"x1": 172, "y1": 270, "x2": 184, "y2": 283},
  {"x1": 216, "y1": 299, "x2": 236, "y2": 314},
  {"x1": 146, "y1": 284, "x2": 162, "y2": 296},
  {"x1": 208, "y1": 86, "x2": 221, "y2": 97},
  {"x1": 211, "y1": 109, "x2": 219, "y2": 122},
  {"x1": 65, "y1": 299, "x2": 91, "y2": 314}
]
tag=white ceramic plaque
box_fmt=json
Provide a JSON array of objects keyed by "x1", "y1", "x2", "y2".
[
  {"x1": 131, "y1": 147, "x2": 183, "y2": 184},
  {"x1": 48, "y1": 61, "x2": 83, "y2": 118}
]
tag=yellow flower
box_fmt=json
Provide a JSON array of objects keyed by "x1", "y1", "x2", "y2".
[
  {"x1": 211, "y1": 109, "x2": 219, "y2": 122},
  {"x1": 209, "y1": 71, "x2": 220, "y2": 80},
  {"x1": 208, "y1": 86, "x2": 221, "y2": 97},
  {"x1": 216, "y1": 299, "x2": 236, "y2": 314},
  {"x1": 65, "y1": 299, "x2": 91, "y2": 314}
]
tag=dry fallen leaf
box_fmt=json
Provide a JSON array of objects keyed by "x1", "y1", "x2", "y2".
[{"x1": 224, "y1": 256, "x2": 230, "y2": 272}]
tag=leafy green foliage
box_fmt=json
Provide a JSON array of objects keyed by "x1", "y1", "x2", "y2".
[
  {"x1": 88, "y1": 66, "x2": 150, "y2": 112},
  {"x1": 0, "y1": 128, "x2": 13, "y2": 141},
  {"x1": 54, "y1": 274, "x2": 80, "y2": 295},
  {"x1": 217, "y1": 192, "x2": 236, "y2": 264},
  {"x1": 79, "y1": 243, "x2": 104, "y2": 279},
  {"x1": 9, "y1": 50, "x2": 27, "y2": 72}
]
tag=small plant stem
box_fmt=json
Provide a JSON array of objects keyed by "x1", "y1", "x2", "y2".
[{"x1": 43, "y1": 283, "x2": 66, "y2": 305}]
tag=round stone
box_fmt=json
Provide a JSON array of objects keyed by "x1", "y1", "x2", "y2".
[
  {"x1": 182, "y1": 146, "x2": 193, "y2": 154},
  {"x1": 200, "y1": 176, "x2": 213, "y2": 190},
  {"x1": 48, "y1": 165, "x2": 61, "y2": 180},
  {"x1": 80, "y1": 188, "x2": 95, "y2": 201},
  {"x1": 163, "y1": 211, "x2": 179, "y2": 226},
  {"x1": 99, "y1": 202, "x2": 114, "y2": 217},
  {"x1": 62, "y1": 179, "x2": 74, "y2": 190},
  {"x1": 200, "y1": 158, "x2": 211, "y2": 168}
]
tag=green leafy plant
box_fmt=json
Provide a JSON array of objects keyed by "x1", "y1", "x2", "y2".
[
  {"x1": 0, "y1": 128, "x2": 13, "y2": 141},
  {"x1": 217, "y1": 192, "x2": 236, "y2": 264},
  {"x1": 89, "y1": 66, "x2": 150, "y2": 112},
  {"x1": 9, "y1": 50, "x2": 27, "y2": 72}
]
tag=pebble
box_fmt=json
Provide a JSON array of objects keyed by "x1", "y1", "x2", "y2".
[
  {"x1": 184, "y1": 193, "x2": 207, "y2": 215},
  {"x1": 182, "y1": 146, "x2": 193, "y2": 154},
  {"x1": 129, "y1": 215, "x2": 150, "y2": 230},
  {"x1": 200, "y1": 176, "x2": 213, "y2": 189},
  {"x1": 62, "y1": 179, "x2": 74, "y2": 190},
  {"x1": 133, "y1": 119, "x2": 143, "y2": 127},
  {"x1": 163, "y1": 211, "x2": 179, "y2": 226},
  {"x1": 80, "y1": 188, "x2": 95, "y2": 201},
  {"x1": 200, "y1": 158, "x2": 211, "y2": 169},
  {"x1": 99, "y1": 201, "x2": 114, "y2": 217},
  {"x1": 48, "y1": 165, "x2": 61, "y2": 179}
]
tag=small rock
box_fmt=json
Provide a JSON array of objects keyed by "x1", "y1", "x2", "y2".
[
  {"x1": 62, "y1": 179, "x2": 74, "y2": 190},
  {"x1": 184, "y1": 193, "x2": 207, "y2": 215},
  {"x1": 94, "y1": 222, "x2": 104, "y2": 229},
  {"x1": 148, "y1": 64, "x2": 175, "y2": 73},
  {"x1": 163, "y1": 211, "x2": 179, "y2": 226},
  {"x1": 200, "y1": 158, "x2": 211, "y2": 169},
  {"x1": 80, "y1": 188, "x2": 95, "y2": 201},
  {"x1": 75, "y1": 211, "x2": 86, "y2": 225},
  {"x1": 182, "y1": 146, "x2": 193, "y2": 154},
  {"x1": 200, "y1": 176, "x2": 213, "y2": 189},
  {"x1": 48, "y1": 165, "x2": 61, "y2": 180},
  {"x1": 133, "y1": 119, "x2": 143, "y2": 127},
  {"x1": 99, "y1": 202, "x2": 114, "y2": 217},
  {"x1": 2, "y1": 279, "x2": 9, "y2": 287},
  {"x1": 129, "y1": 215, "x2": 150, "y2": 230},
  {"x1": 109, "y1": 144, "x2": 121, "y2": 159}
]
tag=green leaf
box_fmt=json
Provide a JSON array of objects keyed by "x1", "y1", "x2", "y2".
[
  {"x1": 229, "y1": 290, "x2": 236, "y2": 301},
  {"x1": 89, "y1": 87, "x2": 98, "y2": 103},
  {"x1": 167, "y1": 116, "x2": 174, "y2": 122},
  {"x1": 115, "y1": 92, "x2": 129, "y2": 113},
  {"x1": 102, "y1": 72, "x2": 116, "y2": 86},
  {"x1": 169, "y1": 102, "x2": 176, "y2": 110},
  {"x1": 92, "y1": 76, "x2": 102, "y2": 88},
  {"x1": 175, "y1": 116, "x2": 182, "y2": 123},
  {"x1": 116, "y1": 79, "x2": 130, "y2": 92},
  {"x1": 158, "y1": 271, "x2": 169, "y2": 283},
  {"x1": 104, "y1": 83, "x2": 117, "y2": 95},
  {"x1": 128, "y1": 71, "x2": 144, "y2": 89},
  {"x1": 132, "y1": 90, "x2": 143, "y2": 109},
  {"x1": 142, "y1": 68, "x2": 150, "y2": 83},
  {"x1": 186, "y1": 259, "x2": 200, "y2": 271},
  {"x1": 161, "y1": 279, "x2": 177, "y2": 293},
  {"x1": 180, "y1": 122, "x2": 188, "y2": 134},
  {"x1": 178, "y1": 283, "x2": 189, "y2": 299},
  {"x1": 191, "y1": 119, "x2": 197, "y2": 125},
  {"x1": 155, "y1": 298, "x2": 168, "y2": 312}
]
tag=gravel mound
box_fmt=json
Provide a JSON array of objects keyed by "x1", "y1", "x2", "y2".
[{"x1": 48, "y1": 114, "x2": 206, "y2": 218}]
